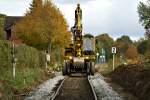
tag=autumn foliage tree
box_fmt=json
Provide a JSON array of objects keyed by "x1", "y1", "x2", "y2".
[
  {"x1": 14, "y1": 0, "x2": 71, "y2": 65},
  {"x1": 14, "y1": 0, "x2": 71, "y2": 50},
  {"x1": 125, "y1": 44, "x2": 138, "y2": 59},
  {"x1": 115, "y1": 35, "x2": 133, "y2": 56}
]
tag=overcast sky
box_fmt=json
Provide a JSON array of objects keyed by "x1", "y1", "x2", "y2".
[{"x1": 0, "y1": 0, "x2": 147, "y2": 40}]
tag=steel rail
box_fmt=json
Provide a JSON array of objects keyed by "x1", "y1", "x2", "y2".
[
  {"x1": 51, "y1": 76, "x2": 67, "y2": 100},
  {"x1": 51, "y1": 75, "x2": 97, "y2": 100},
  {"x1": 88, "y1": 75, "x2": 98, "y2": 100}
]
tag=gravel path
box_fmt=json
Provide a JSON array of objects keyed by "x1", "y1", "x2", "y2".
[{"x1": 24, "y1": 73, "x2": 64, "y2": 100}]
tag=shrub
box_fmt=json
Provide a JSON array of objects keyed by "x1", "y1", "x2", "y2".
[{"x1": 0, "y1": 40, "x2": 45, "y2": 69}]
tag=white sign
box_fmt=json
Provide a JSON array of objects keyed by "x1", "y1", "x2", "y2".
[
  {"x1": 112, "y1": 47, "x2": 116, "y2": 54},
  {"x1": 46, "y1": 54, "x2": 50, "y2": 61}
]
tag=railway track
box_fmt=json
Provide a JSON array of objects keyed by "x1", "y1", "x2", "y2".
[{"x1": 51, "y1": 74, "x2": 97, "y2": 100}]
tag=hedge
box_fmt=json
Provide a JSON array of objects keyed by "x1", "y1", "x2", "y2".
[{"x1": 0, "y1": 40, "x2": 45, "y2": 69}]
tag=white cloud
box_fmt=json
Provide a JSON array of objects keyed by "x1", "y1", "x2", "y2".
[
  {"x1": 0, "y1": 0, "x2": 32, "y2": 16},
  {"x1": 53, "y1": 0, "x2": 146, "y2": 40},
  {"x1": 53, "y1": 0, "x2": 94, "y2": 4},
  {"x1": 0, "y1": 0, "x2": 147, "y2": 40},
  {"x1": 54, "y1": 0, "x2": 113, "y2": 31}
]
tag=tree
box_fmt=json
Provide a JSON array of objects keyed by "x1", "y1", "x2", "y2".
[
  {"x1": 95, "y1": 33, "x2": 114, "y2": 61},
  {"x1": 138, "y1": 0, "x2": 150, "y2": 39},
  {"x1": 14, "y1": 0, "x2": 71, "y2": 50},
  {"x1": 0, "y1": 14, "x2": 6, "y2": 39},
  {"x1": 14, "y1": 0, "x2": 71, "y2": 65},
  {"x1": 115, "y1": 35, "x2": 133, "y2": 55},
  {"x1": 27, "y1": 0, "x2": 43, "y2": 15},
  {"x1": 138, "y1": 0, "x2": 150, "y2": 57},
  {"x1": 138, "y1": 0, "x2": 150, "y2": 27},
  {"x1": 125, "y1": 44, "x2": 138, "y2": 59},
  {"x1": 137, "y1": 39, "x2": 148, "y2": 55}
]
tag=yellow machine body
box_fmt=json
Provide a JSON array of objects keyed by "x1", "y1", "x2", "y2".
[{"x1": 63, "y1": 4, "x2": 95, "y2": 75}]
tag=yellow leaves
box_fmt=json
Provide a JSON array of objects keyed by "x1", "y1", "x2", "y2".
[
  {"x1": 14, "y1": 0, "x2": 71, "y2": 49},
  {"x1": 125, "y1": 45, "x2": 138, "y2": 59}
]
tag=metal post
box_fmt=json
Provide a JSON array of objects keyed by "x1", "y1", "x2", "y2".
[
  {"x1": 49, "y1": 42, "x2": 51, "y2": 61},
  {"x1": 58, "y1": 48, "x2": 61, "y2": 68},
  {"x1": 97, "y1": 56, "x2": 98, "y2": 63},
  {"x1": 46, "y1": 61, "x2": 48, "y2": 69},
  {"x1": 112, "y1": 47, "x2": 116, "y2": 70},
  {"x1": 45, "y1": 50, "x2": 47, "y2": 69},
  {"x1": 12, "y1": 43, "x2": 16, "y2": 78},
  {"x1": 113, "y1": 53, "x2": 115, "y2": 70},
  {"x1": 13, "y1": 62, "x2": 16, "y2": 78},
  {"x1": 96, "y1": 53, "x2": 99, "y2": 64}
]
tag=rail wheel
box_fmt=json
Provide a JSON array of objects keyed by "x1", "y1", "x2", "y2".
[
  {"x1": 62, "y1": 62, "x2": 67, "y2": 75},
  {"x1": 67, "y1": 62, "x2": 71, "y2": 75},
  {"x1": 90, "y1": 62, "x2": 95, "y2": 75},
  {"x1": 86, "y1": 62, "x2": 90, "y2": 75}
]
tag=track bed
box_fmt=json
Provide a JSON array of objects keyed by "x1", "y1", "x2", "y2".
[{"x1": 54, "y1": 74, "x2": 95, "y2": 100}]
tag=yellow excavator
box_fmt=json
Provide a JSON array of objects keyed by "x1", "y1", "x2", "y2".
[{"x1": 62, "y1": 4, "x2": 95, "y2": 75}]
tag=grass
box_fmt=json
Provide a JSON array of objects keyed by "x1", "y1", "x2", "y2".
[
  {"x1": 101, "y1": 56, "x2": 150, "y2": 75},
  {"x1": 0, "y1": 67, "x2": 48, "y2": 100},
  {"x1": 98, "y1": 56, "x2": 131, "y2": 75},
  {"x1": 98, "y1": 56, "x2": 123, "y2": 75}
]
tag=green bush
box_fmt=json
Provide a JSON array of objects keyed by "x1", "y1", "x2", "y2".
[
  {"x1": 0, "y1": 14, "x2": 6, "y2": 39},
  {"x1": 0, "y1": 40, "x2": 12, "y2": 69},
  {"x1": 0, "y1": 40, "x2": 45, "y2": 69},
  {"x1": 16, "y1": 44, "x2": 45, "y2": 68}
]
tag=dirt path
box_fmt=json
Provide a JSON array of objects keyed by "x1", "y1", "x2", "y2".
[{"x1": 54, "y1": 74, "x2": 95, "y2": 100}]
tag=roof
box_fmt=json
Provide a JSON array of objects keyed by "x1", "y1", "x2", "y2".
[{"x1": 4, "y1": 16, "x2": 23, "y2": 31}]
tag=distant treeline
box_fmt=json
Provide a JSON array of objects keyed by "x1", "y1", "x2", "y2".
[{"x1": 95, "y1": 33, "x2": 149, "y2": 63}]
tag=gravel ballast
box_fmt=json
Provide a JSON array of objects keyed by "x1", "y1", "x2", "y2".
[
  {"x1": 89, "y1": 73, "x2": 122, "y2": 100},
  {"x1": 24, "y1": 74, "x2": 64, "y2": 100}
]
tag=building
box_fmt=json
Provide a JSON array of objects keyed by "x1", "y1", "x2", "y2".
[{"x1": 4, "y1": 16, "x2": 23, "y2": 40}]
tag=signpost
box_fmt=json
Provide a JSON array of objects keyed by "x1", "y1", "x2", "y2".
[{"x1": 112, "y1": 47, "x2": 116, "y2": 70}]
